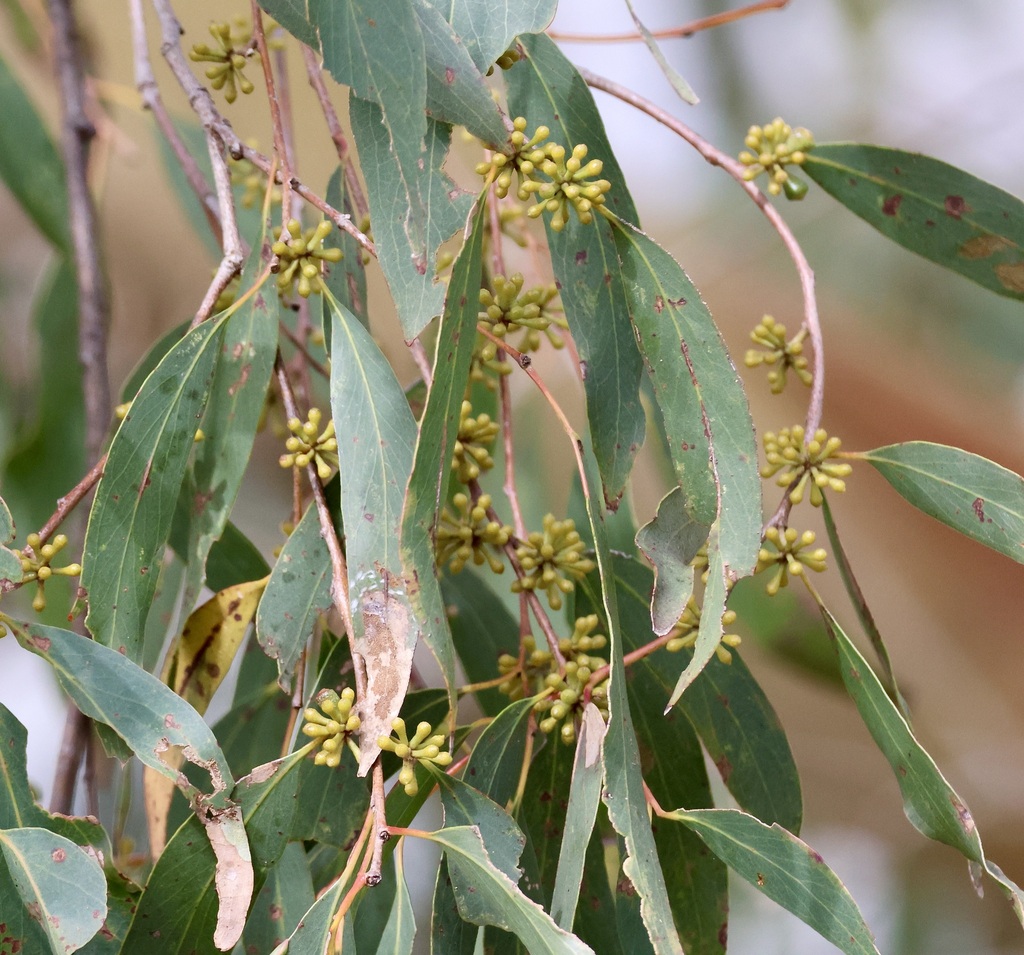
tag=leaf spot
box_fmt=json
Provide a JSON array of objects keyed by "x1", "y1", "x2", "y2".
[
  {"x1": 995, "y1": 261, "x2": 1024, "y2": 293},
  {"x1": 50, "y1": 848, "x2": 66, "y2": 862},
  {"x1": 881, "y1": 194, "x2": 902, "y2": 216},
  {"x1": 944, "y1": 195, "x2": 969, "y2": 219},
  {"x1": 972, "y1": 497, "x2": 986, "y2": 522},
  {"x1": 756, "y1": 872, "x2": 765, "y2": 886}
]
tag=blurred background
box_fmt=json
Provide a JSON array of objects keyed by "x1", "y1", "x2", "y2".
[{"x1": 2, "y1": 0, "x2": 1024, "y2": 951}]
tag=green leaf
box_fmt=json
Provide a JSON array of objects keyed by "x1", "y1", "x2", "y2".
[
  {"x1": 573, "y1": 449, "x2": 683, "y2": 954},
  {"x1": 508, "y1": 35, "x2": 644, "y2": 507},
  {"x1": 328, "y1": 293, "x2": 420, "y2": 773},
  {"x1": 0, "y1": 50, "x2": 69, "y2": 251},
  {"x1": 860, "y1": 441, "x2": 1024, "y2": 563},
  {"x1": 634, "y1": 486, "x2": 708, "y2": 635},
  {"x1": 243, "y1": 842, "x2": 315, "y2": 953},
  {"x1": 413, "y1": 0, "x2": 508, "y2": 146},
  {"x1": 400, "y1": 202, "x2": 487, "y2": 710},
  {"x1": 623, "y1": 0, "x2": 699, "y2": 105},
  {"x1": 0, "y1": 827, "x2": 107, "y2": 954},
  {"x1": 349, "y1": 97, "x2": 473, "y2": 337},
  {"x1": 444, "y1": 570, "x2": 519, "y2": 717},
  {"x1": 256, "y1": 0, "x2": 317, "y2": 47},
  {"x1": 82, "y1": 316, "x2": 224, "y2": 661},
  {"x1": 804, "y1": 143, "x2": 1024, "y2": 300},
  {"x1": 550, "y1": 706, "x2": 606, "y2": 931},
  {"x1": 464, "y1": 697, "x2": 536, "y2": 807},
  {"x1": 357, "y1": 853, "x2": 416, "y2": 955},
  {"x1": 579, "y1": 557, "x2": 729, "y2": 954},
  {"x1": 441, "y1": 0, "x2": 556, "y2": 72},
  {"x1": 324, "y1": 166, "x2": 369, "y2": 323},
  {"x1": 611, "y1": 216, "x2": 761, "y2": 578},
  {"x1": 820, "y1": 606, "x2": 1024, "y2": 923},
  {"x1": 2, "y1": 259, "x2": 85, "y2": 563},
  {"x1": 203, "y1": 520, "x2": 270, "y2": 592},
  {"x1": 255, "y1": 480, "x2": 339, "y2": 690},
  {"x1": 314, "y1": 0, "x2": 429, "y2": 263},
  {"x1": 424, "y1": 826, "x2": 595, "y2": 954},
  {"x1": 671, "y1": 808, "x2": 880, "y2": 955},
  {"x1": 179, "y1": 272, "x2": 278, "y2": 616},
  {"x1": 517, "y1": 732, "x2": 572, "y2": 905}
]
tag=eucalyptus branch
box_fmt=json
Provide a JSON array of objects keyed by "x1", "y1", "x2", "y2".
[
  {"x1": 549, "y1": 0, "x2": 790, "y2": 43},
  {"x1": 35, "y1": 455, "x2": 106, "y2": 545},
  {"x1": 279, "y1": 319, "x2": 331, "y2": 379},
  {"x1": 578, "y1": 67, "x2": 825, "y2": 443}
]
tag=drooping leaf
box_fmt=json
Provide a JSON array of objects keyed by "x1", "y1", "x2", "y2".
[
  {"x1": 666, "y1": 521, "x2": 727, "y2": 709},
  {"x1": 508, "y1": 35, "x2": 644, "y2": 508},
  {"x1": 349, "y1": 98, "x2": 474, "y2": 338},
  {"x1": 550, "y1": 705, "x2": 606, "y2": 931},
  {"x1": 413, "y1": 0, "x2": 508, "y2": 146},
  {"x1": 312, "y1": 0, "x2": 429, "y2": 259},
  {"x1": 327, "y1": 292, "x2": 420, "y2": 774},
  {"x1": 573, "y1": 449, "x2": 684, "y2": 954},
  {"x1": 424, "y1": 826, "x2": 595, "y2": 955},
  {"x1": 243, "y1": 842, "x2": 315, "y2": 953},
  {"x1": 859, "y1": 441, "x2": 1024, "y2": 564},
  {"x1": 268, "y1": 877, "x2": 346, "y2": 955},
  {"x1": 0, "y1": 826, "x2": 107, "y2": 954},
  {"x1": 203, "y1": 520, "x2": 270, "y2": 592},
  {"x1": 579, "y1": 557, "x2": 729, "y2": 954},
  {"x1": 611, "y1": 215, "x2": 761, "y2": 578},
  {"x1": 82, "y1": 316, "x2": 224, "y2": 662},
  {"x1": 441, "y1": 0, "x2": 557, "y2": 72},
  {"x1": 256, "y1": 0, "x2": 317, "y2": 47},
  {"x1": 623, "y1": 0, "x2": 699, "y2": 104},
  {"x1": 670, "y1": 808, "x2": 881, "y2": 955},
  {"x1": 2, "y1": 260, "x2": 85, "y2": 586},
  {"x1": 517, "y1": 731, "x2": 572, "y2": 905},
  {"x1": 463, "y1": 696, "x2": 536, "y2": 807},
  {"x1": 400, "y1": 201, "x2": 487, "y2": 712},
  {"x1": 804, "y1": 143, "x2": 1024, "y2": 300},
  {"x1": 255, "y1": 479, "x2": 339, "y2": 691},
  {"x1": 634, "y1": 485, "x2": 709, "y2": 635},
  {"x1": 324, "y1": 166, "x2": 369, "y2": 323},
  {"x1": 179, "y1": 273, "x2": 278, "y2": 616},
  {"x1": 0, "y1": 50, "x2": 69, "y2": 251},
  {"x1": 820, "y1": 607, "x2": 1024, "y2": 923}
]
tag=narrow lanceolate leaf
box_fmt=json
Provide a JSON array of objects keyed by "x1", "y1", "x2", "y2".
[
  {"x1": 623, "y1": 0, "x2": 699, "y2": 104},
  {"x1": 635, "y1": 486, "x2": 709, "y2": 635},
  {"x1": 0, "y1": 827, "x2": 107, "y2": 954},
  {"x1": 0, "y1": 50, "x2": 69, "y2": 251},
  {"x1": 11, "y1": 619, "x2": 254, "y2": 947},
  {"x1": 666, "y1": 521, "x2": 726, "y2": 709},
  {"x1": 574, "y1": 451, "x2": 684, "y2": 954},
  {"x1": 82, "y1": 317, "x2": 224, "y2": 661},
  {"x1": 550, "y1": 706, "x2": 606, "y2": 931},
  {"x1": 507, "y1": 34, "x2": 645, "y2": 508},
  {"x1": 820, "y1": 607, "x2": 1024, "y2": 924},
  {"x1": 860, "y1": 441, "x2": 1024, "y2": 563},
  {"x1": 181, "y1": 277, "x2": 278, "y2": 616},
  {"x1": 324, "y1": 166, "x2": 369, "y2": 323},
  {"x1": 424, "y1": 826, "x2": 595, "y2": 955},
  {"x1": 312, "y1": 0, "x2": 429, "y2": 261},
  {"x1": 255, "y1": 480, "x2": 338, "y2": 691},
  {"x1": 328, "y1": 293, "x2": 419, "y2": 775},
  {"x1": 0, "y1": 499, "x2": 20, "y2": 585},
  {"x1": 441, "y1": 0, "x2": 557, "y2": 72},
  {"x1": 350, "y1": 97, "x2": 474, "y2": 338},
  {"x1": 463, "y1": 697, "x2": 537, "y2": 807},
  {"x1": 365, "y1": 852, "x2": 416, "y2": 955},
  {"x1": 256, "y1": 0, "x2": 317, "y2": 48},
  {"x1": 804, "y1": 143, "x2": 1024, "y2": 300},
  {"x1": 243, "y1": 842, "x2": 314, "y2": 954},
  {"x1": 412, "y1": 0, "x2": 508, "y2": 146},
  {"x1": 671, "y1": 808, "x2": 881, "y2": 955},
  {"x1": 401, "y1": 202, "x2": 487, "y2": 709},
  {"x1": 611, "y1": 216, "x2": 761, "y2": 578}
]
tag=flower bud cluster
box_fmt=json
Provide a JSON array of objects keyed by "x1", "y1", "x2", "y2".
[
  {"x1": 744, "y1": 315, "x2": 812, "y2": 394},
  {"x1": 756, "y1": 527, "x2": 828, "y2": 595},
  {"x1": 436, "y1": 493, "x2": 511, "y2": 574},
  {"x1": 476, "y1": 117, "x2": 612, "y2": 231},
  {"x1": 478, "y1": 274, "x2": 566, "y2": 357},
  {"x1": 378, "y1": 717, "x2": 453, "y2": 796},
  {"x1": 272, "y1": 219, "x2": 343, "y2": 299},
  {"x1": 189, "y1": 19, "x2": 255, "y2": 104},
  {"x1": 761, "y1": 426, "x2": 852, "y2": 507},
  {"x1": 452, "y1": 401, "x2": 498, "y2": 484},
  {"x1": 738, "y1": 118, "x2": 814, "y2": 199},
  {"x1": 665, "y1": 596, "x2": 741, "y2": 664},
  {"x1": 302, "y1": 688, "x2": 361, "y2": 768},
  {"x1": 19, "y1": 533, "x2": 82, "y2": 613},
  {"x1": 279, "y1": 407, "x2": 338, "y2": 481},
  {"x1": 511, "y1": 514, "x2": 596, "y2": 611}
]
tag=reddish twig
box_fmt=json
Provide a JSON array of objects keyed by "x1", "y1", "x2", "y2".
[{"x1": 549, "y1": 0, "x2": 789, "y2": 42}]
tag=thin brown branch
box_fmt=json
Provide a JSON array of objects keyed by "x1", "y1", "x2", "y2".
[
  {"x1": 366, "y1": 762, "x2": 388, "y2": 886},
  {"x1": 549, "y1": 0, "x2": 789, "y2": 43},
  {"x1": 301, "y1": 43, "x2": 368, "y2": 220},
  {"x1": 408, "y1": 338, "x2": 433, "y2": 387},
  {"x1": 577, "y1": 67, "x2": 825, "y2": 442},
  {"x1": 129, "y1": 0, "x2": 221, "y2": 243},
  {"x1": 36, "y1": 455, "x2": 106, "y2": 544},
  {"x1": 279, "y1": 319, "x2": 330, "y2": 379}
]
